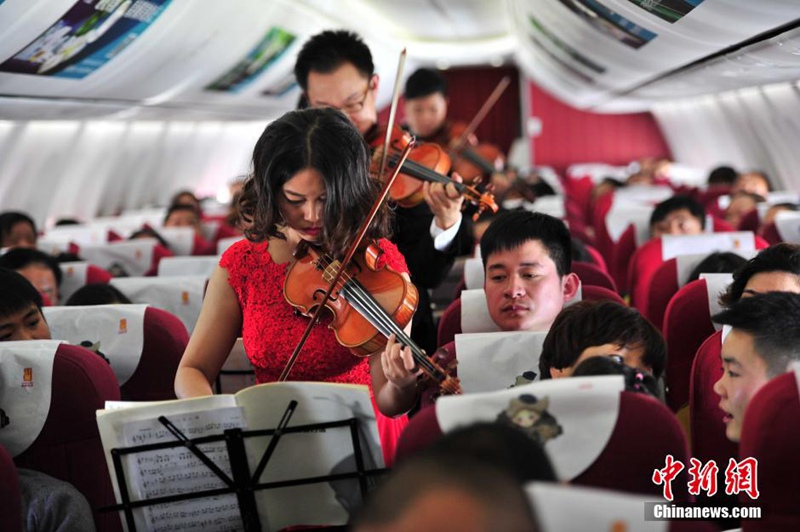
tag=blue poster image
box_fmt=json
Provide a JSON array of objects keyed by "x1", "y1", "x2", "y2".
[{"x1": 0, "y1": 0, "x2": 172, "y2": 79}]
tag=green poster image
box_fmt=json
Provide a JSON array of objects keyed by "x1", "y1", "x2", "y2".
[
  {"x1": 626, "y1": 0, "x2": 705, "y2": 23},
  {"x1": 206, "y1": 27, "x2": 295, "y2": 93}
]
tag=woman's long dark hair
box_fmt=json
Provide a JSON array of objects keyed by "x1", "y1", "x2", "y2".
[{"x1": 238, "y1": 108, "x2": 391, "y2": 257}]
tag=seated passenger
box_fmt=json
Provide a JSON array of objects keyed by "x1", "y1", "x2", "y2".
[
  {"x1": 686, "y1": 251, "x2": 748, "y2": 283},
  {"x1": 761, "y1": 202, "x2": 799, "y2": 229},
  {"x1": 0, "y1": 248, "x2": 62, "y2": 305},
  {"x1": 163, "y1": 204, "x2": 203, "y2": 233},
  {"x1": 649, "y1": 195, "x2": 706, "y2": 239},
  {"x1": 65, "y1": 284, "x2": 132, "y2": 306},
  {"x1": 168, "y1": 189, "x2": 202, "y2": 215},
  {"x1": 385, "y1": 210, "x2": 579, "y2": 406},
  {"x1": 706, "y1": 165, "x2": 738, "y2": 188},
  {"x1": 712, "y1": 292, "x2": 800, "y2": 442},
  {"x1": 731, "y1": 170, "x2": 771, "y2": 197},
  {"x1": 539, "y1": 300, "x2": 666, "y2": 380},
  {"x1": 0, "y1": 211, "x2": 37, "y2": 250},
  {"x1": 0, "y1": 267, "x2": 50, "y2": 341},
  {"x1": 0, "y1": 267, "x2": 96, "y2": 531},
  {"x1": 719, "y1": 243, "x2": 800, "y2": 307},
  {"x1": 352, "y1": 453, "x2": 537, "y2": 532},
  {"x1": 724, "y1": 191, "x2": 764, "y2": 229},
  {"x1": 571, "y1": 356, "x2": 660, "y2": 400}
]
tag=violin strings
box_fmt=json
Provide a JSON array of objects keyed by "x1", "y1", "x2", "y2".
[
  {"x1": 389, "y1": 154, "x2": 468, "y2": 194},
  {"x1": 314, "y1": 255, "x2": 441, "y2": 377}
]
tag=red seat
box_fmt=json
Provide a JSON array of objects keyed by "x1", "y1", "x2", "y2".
[
  {"x1": 572, "y1": 261, "x2": 617, "y2": 292},
  {"x1": 645, "y1": 258, "x2": 680, "y2": 331},
  {"x1": 121, "y1": 307, "x2": 189, "y2": 401},
  {"x1": 436, "y1": 298, "x2": 462, "y2": 349},
  {"x1": 590, "y1": 192, "x2": 616, "y2": 265},
  {"x1": 0, "y1": 444, "x2": 22, "y2": 532},
  {"x1": 583, "y1": 243, "x2": 608, "y2": 273},
  {"x1": 564, "y1": 175, "x2": 595, "y2": 226},
  {"x1": 582, "y1": 284, "x2": 625, "y2": 305},
  {"x1": 662, "y1": 279, "x2": 717, "y2": 412},
  {"x1": 737, "y1": 208, "x2": 760, "y2": 232},
  {"x1": 13, "y1": 343, "x2": 122, "y2": 532},
  {"x1": 739, "y1": 372, "x2": 800, "y2": 531},
  {"x1": 398, "y1": 392, "x2": 691, "y2": 501},
  {"x1": 611, "y1": 224, "x2": 637, "y2": 295},
  {"x1": 690, "y1": 331, "x2": 740, "y2": 511},
  {"x1": 760, "y1": 221, "x2": 782, "y2": 245}
]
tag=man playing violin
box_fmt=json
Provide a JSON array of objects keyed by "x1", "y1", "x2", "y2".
[
  {"x1": 403, "y1": 67, "x2": 463, "y2": 146},
  {"x1": 295, "y1": 30, "x2": 472, "y2": 356}
]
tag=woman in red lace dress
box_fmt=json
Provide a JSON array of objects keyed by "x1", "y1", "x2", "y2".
[{"x1": 175, "y1": 108, "x2": 419, "y2": 463}]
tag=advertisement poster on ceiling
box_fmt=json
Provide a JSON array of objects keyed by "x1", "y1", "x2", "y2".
[
  {"x1": 206, "y1": 27, "x2": 296, "y2": 94},
  {"x1": 558, "y1": 0, "x2": 657, "y2": 49},
  {"x1": 0, "y1": 0, "x2": 172, "y2": 79},
  {"x1": 626, "y1": 0, "x2": 706, "y2": 24}
]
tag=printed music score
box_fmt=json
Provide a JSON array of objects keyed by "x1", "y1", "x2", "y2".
[{"x1": 121, "y1": 406, "x2": 246, "y2": 532}]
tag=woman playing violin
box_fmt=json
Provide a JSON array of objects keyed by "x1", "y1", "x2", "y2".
[{"x1": 175, "y1": 108, "x2": 421, "y2": 463}]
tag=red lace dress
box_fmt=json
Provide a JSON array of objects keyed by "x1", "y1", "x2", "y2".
[{"x1": 220, "y1": 238, "x2": 409, "y2": 465}]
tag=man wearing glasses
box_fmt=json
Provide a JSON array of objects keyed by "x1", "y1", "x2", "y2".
[{"x1": 294, "y1": 30, "x2": 470, "y2": 357}]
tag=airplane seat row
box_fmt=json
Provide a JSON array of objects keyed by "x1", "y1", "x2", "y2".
[
  {"x1": 0, "y1": 444, "x2": 22, "y2": 532},
  {"x1": 396, "y1": 390, "x2": 691, "y2": 502},
  {"x1": 7, "y1": 342, "x2": 123, "y2": 532}
]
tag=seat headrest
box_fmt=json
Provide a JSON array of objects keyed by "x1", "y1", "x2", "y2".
[
  {"x1": 454, "y1": 331, "x2": 548, "y2": 392},
  {"x1": 436, "y1": 376, "x2": 624, "y2": 480}
]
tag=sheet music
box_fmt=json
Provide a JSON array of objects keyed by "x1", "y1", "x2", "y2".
[{"x1": 121, "y1": 407, "x2": 246, "y2": 532}]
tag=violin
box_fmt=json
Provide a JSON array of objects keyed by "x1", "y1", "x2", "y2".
[
  {"x1": 284, "y1": 241, "x2": 462, "y2": 395},
  {"x1": 445, "y1": 121, "x2": 506, "y2": 185},
  {"x1": 368, "y1": 124, "x2": 498, "y2": 219}
]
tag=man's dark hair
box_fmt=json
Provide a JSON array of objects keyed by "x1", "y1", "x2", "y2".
[
  {"x1": 0, "y1": 211, "x2": 36, "y2": 247},
  {"x1": 66, "y1": 284, "x2": 132, "y2": 306},
  {"x1": 0, "y1": 248, "x2": 62, "y2": 287},
  {"x1": 353, "y1": 453, "x2": 538, "y2": 532},
  {"x1": 0, "y1": 267, "x2": 43, "y2": 317},
  {"x1": 649, "y1": 195, "x2": 706, "y2": 231},
  {"x1": 404, "y1": 68, "x2": 448, "y2": 100},
  {"x1": 707, "y1": 165, "x2": 738, "y2": 186},
  {"x1": 294, "y1": 30, "x2": 374, "y2": 91},
  {"x1": 720, "y1": 243, "x2": 800, "y2": 307},
  {"x1": 423, "y1": 422, "x2": 557, "y2": 484},
  {"x1": 688, "y1": 251, "x2": 748, "y2": 284},
  {"x1": 540, "y1": 300, "x2": 666, "y2": 379},
  {"x1": 163, "y1": 204, "x2": 199, "y2": 225},
  {"x1": 712, "y1": 291, "x2": 800, "y2": 378},
  {"x1": 480, "y1": 211, "x2": 572, "y2": 277}
]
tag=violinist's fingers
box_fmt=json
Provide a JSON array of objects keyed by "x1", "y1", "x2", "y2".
[
  {"x1": 451, "y1": 172, "x2": 464, "y2": 184},
  {"x1": 400, "y1": 346, "x2": 420, "y2": 374}
]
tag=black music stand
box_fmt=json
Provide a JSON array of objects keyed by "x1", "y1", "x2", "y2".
[{"x1": 101, "y1": 401, "x2": 387, "y2": 531}]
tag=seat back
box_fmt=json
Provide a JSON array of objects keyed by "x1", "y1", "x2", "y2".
[
  {"x1": 43, "y1": 305, "x2": 187, "y2": 401},
  {"x1": 11, "y1": 343, "x2": 122, "y2": 532},
  {"x1": 581, "y1": 284, "x2": 625, "y2": 305},
  {"x1": 0, "y1": 444, "x2": 22, "y2": 532},
  {"x1": 572, "y1": 261, "x2": 617, "y2": 292},
  {"x1": 611, "y1": 224, "x2": 638, "y2": 294},
  {"x1": 662, "y1": 279, "x2": 722, "y2": 412},
  {"x1": 397, "y1": 388, "x2": 689, "y2": 501},
  {"x1": 110, "y1": 276, "x2": 207, "y2": 334},
  {"x1": 740, "y1": 370, "x2": 800, "y2": 531},
  {"x1": 59, "y1": 262, "x2": 113, "y2": 304}
]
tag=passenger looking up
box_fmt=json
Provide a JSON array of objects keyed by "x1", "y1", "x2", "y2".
[
  {"x1": 294, "y1": 30, "x2": 470, "y2": 355},
  {"x1": 0, "y1": 211, "x2": 37, "y2": 250},
  {"x1": 649, "y1": 195, "x2": 706, "y2": 239},
  {"x1": 712, "y1": 292, "x2": 800, "y2": 442}
]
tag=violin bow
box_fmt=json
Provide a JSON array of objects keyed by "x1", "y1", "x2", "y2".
[
  {"x1": 448, "y1": 75, "x2": 511, "y2": 158},
  {"x1": 377, "y1": 47, "x2": 407, "y2": 181},
  {"x1": 279, "y1": 48, "x2": 412, "y2": 382}
]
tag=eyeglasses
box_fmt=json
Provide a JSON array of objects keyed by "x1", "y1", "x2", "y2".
[{"x1": 311, "y1": 82, "x2": 372, "y2": 115}]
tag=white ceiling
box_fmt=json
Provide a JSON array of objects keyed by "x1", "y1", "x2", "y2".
[{"x1": 0, "y1": 0, "x2": 797, "y2": 120}]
